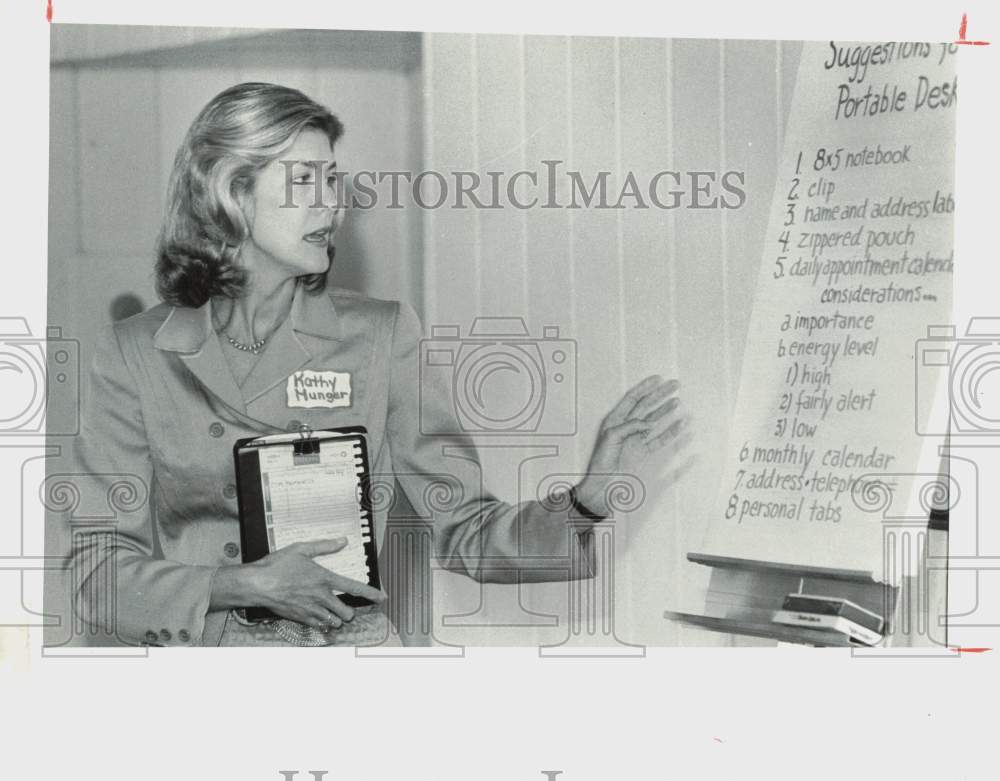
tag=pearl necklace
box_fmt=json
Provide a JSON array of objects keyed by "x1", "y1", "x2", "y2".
[
  {"x1": 213, "y1": 298, "x2": 269, "y2": 355},
  {"x1": 225, "y1": 333, "x2": 266, "y2": 354}
]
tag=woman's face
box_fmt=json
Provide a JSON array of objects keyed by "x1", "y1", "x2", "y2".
[{"x1": 240, "y1": 127, "x2": 341, "y2": 283}]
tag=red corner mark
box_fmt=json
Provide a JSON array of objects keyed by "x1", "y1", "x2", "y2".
[
  {"x1": 956, "y1": 13, "x2": 990, "y2": 45},
  {"x1": 956, "y1": 647, "x2": 992, "y2": 653},
  {"x1": 46, "y1": 0, "x2": 52, "y2": 22}
]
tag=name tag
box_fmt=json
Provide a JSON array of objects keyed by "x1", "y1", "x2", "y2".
[{"x1": 286, "y1": 370, "x2": 352, "y2": 408}]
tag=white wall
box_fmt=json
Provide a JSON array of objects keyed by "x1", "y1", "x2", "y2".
[{"x1": 421, "y1": 33, "x2": 802, "y2": 646}]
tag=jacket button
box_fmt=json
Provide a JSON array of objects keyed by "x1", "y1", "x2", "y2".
[
  {"x1": 223, "y1": 542, "x2": 240, "y2": 558},
  {"x1": 159, "y1": 628, "x2": 172, "y2": 642},
  {"x1": 287, "y1": 419, "x2": 303, "y2": 433},
  {"x1": 223, "y1": 484, "x2": 237, "y2": 499},
  {"x1": 178, "y1": 629, "x2": 191, "y2": 642},
  {"x1": 144, "y1": 630, "x2": 158, "y2": 643},
  {"x1": 209, "y1": 422, "x2": 225, "y2": 438}
]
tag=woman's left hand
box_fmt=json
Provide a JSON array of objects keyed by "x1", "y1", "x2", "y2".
[{"x1": 573, "y1": 375, "x2": 693, "y2": 517}]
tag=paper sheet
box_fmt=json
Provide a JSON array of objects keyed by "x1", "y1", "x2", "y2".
[
  {"x1": 699, "y1": 41, "x2": 956, "y2": 579},
  {"x1": 259, "y1": 439, "x2": 371, "y2": 592}
]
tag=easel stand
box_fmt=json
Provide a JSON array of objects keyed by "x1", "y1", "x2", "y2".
[{"x1": 665, "y1": 553, "x2": 898, "y2": 647}]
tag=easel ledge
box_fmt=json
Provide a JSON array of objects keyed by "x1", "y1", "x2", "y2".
[
  {"x1": 685, "y1": 552, "x2": 879, "y2": 583},
  {"x1": 664, "y1": 552, "x2": 896, "y2": 647}
]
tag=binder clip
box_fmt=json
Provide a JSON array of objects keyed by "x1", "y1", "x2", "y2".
[{"x1": 293, "y1": 423, "x2": 320, "y2": 456}]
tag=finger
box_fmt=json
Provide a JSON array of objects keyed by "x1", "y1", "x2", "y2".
[
  {"x1": 628, "y1": 380, "x2": 680, "y2": 421},
  {"x1": 313, "y1": 590, "x2": 356, "y2": 622},
  {"x1": 606, "y1": 418, "x2": 653, "y2": 444},
  {"x1": 647, "y1": 412, "x2": 691, "y2": 445},
  {"x1": 641, "y1": 400, "x2": 689, "y2": 441},
  {"x1": 644, "y1": 417, "x2": 693, "y2": 454},
  {"x1": 301, "y1": 604, "x2": 342, "y2": 631},
  {"x1": 325, "y1": 573, "x2": 388, "y2": 604},
  {"x1": 297, "y1": 537, "x2": 349, "y2": 559},
  {"x1": 320, "y1": 611, "x2": 344, "y2": 631},
  {"x1": 639, "y1": 394, "x2": 681, "y2": 425},
  {"x1": 326, "y1": 596, "x2": 356, "y2": 623},
  {"x1": 603, "y1": 375, "x2": 664, "y2": 429}
]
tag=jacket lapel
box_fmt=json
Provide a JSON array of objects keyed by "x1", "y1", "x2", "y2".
[
  {"x1": 154, "y1": 283, "x2": 345, "y2": 420},
  {"x1": 241, "y1": 284, "x2": 344, "y2": 405},
  {"x1": 239, "y1": 316, "x2": 311, "y2": 405},
  {"x1": 153, "y1": 303, "x2": 246, "y2": 414}
]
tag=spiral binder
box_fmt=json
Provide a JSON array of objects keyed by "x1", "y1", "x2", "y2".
[{"x1": 232, "y1": 425, "x2": 380, "y2": 622}]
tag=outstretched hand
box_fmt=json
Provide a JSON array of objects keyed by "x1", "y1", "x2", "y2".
[{"x1": 573, "y1": 375, "x2": 693, "y2": 517}]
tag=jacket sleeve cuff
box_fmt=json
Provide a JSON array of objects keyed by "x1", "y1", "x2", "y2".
[{"x1": 77, "y1": 559, "x2": 221, "y2": 647}]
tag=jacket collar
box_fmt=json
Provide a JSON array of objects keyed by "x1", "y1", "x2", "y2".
[
  {"x1": 153, "y1": 281, "x2": 343, "y2": 354},
  {"x1": 152, "y1": 281, "x2": 343, "y2": 413}
]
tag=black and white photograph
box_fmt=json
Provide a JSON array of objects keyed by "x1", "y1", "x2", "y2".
[
  {"x1": 1, "y1": 1, "x2": 998, "y2": 779},
  {"x1": 38, "y1": 22, "x2": 961, "y2": 651}
]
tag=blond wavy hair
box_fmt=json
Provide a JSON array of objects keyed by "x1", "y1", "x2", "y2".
[{"x1": 155, "y1": 82, "x2": 344, "y2": 307}]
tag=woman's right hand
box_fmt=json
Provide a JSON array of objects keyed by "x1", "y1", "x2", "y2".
[{"x1": 212, "y1": 537, "x2": 387, "y2": 630}]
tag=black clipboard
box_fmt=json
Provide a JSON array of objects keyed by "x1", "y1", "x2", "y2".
[{"x1": 232, "y1": 425, "x2": 380, "y2": 621}]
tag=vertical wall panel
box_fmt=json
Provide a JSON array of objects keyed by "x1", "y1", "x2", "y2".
[
  {"x1": 518, "y1": 34, "x2": 580, "y2": 642},
  {"x1": 76, "y1": 67, "x2": 164, "y2": 369},
  {"x1": 722, "y1": 40, "x2": 784, "y2": 647},
  {"x1": 521, "y1": 36, "x2": 579, "y2": 573},
  {"x1": 424, "y1": 33, "x2": 480, "y2": 329},
  {"x1": 667, "y1": 39, "x2": 732, "y2": 646},
  {"x1": 315, "y1": 68, "x2": 417, "y2": 301},
  {"x1": 78, "y1": 68, "x2": 161, "y2": 257},
  {"x1": 47, "y1": 69, "x2": 79, "y2": 269},
  {"x1": 780, "y1": 41, "x2": 804, "y2": 150},
  {"x1": 617, "y1": 36, "x2": 683, "y2": 644},
  {"x1": 47, "y1": 68, "x2": 82, "y2": 412},
  {"x1": 156, "y1": 67, "x2": 242, "y2": 208},
  {"x1": 422, "y1": 34, "x2": 497, "y2": 640},
  {"x1": 568, "y1": 36, "x2": 632, "y2": 642},
  {"x1": 523, "y1": 33, "x2": 575, "y2": 401},
  {"x1": 475, "y1": 34, "x2": 552, "y2": 646},
  {"x1": 723, "y1": 40, "x2": 779, "y2": 391},
  {"x1": 567, "y1": 34, "x2": 622, "y2": 467},
  {"x1": 404, "y1": 67, "x2": 425, "y2": 317},
  {"x1": 476, "y1": 34, "x2": 527, "y2": 314}
]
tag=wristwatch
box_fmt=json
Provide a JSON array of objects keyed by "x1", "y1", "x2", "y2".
[{"x1": 568, "y1": 485, "x2": 607, "y2": 521}]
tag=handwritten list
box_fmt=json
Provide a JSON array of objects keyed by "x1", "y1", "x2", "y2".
[{"x1": 700, "y1": 41, "x2": 957, "y2": 575}]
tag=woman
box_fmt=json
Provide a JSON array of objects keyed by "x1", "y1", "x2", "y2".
[{"x1": 70, "y1": 82, "x2": 690, "y2": 647}]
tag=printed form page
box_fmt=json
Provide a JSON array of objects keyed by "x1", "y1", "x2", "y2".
[{"x1": 258, "y1": 439, "x2": 371, "y2": 592}]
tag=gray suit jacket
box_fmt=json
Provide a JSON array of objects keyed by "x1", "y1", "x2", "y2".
[{"x1": 69, "y1": 282, "x2": 596, "y2": 646}]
